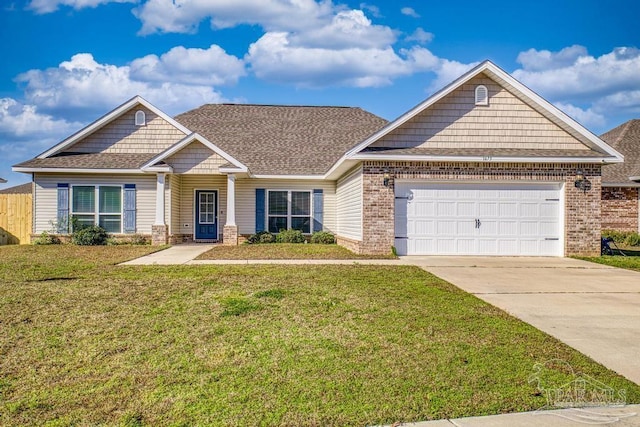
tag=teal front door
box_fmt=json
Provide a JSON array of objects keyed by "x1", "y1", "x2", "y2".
[{"x1": 195, "y1": 190, "x2": 218, "y2": 240}]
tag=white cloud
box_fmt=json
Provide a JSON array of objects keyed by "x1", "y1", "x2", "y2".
[
  {"x1": 290, "y1": 10, "x2": 396, "y2": 49},
  {"x1": 359, "y1": 2, "x2": 381, "y2": 18},
  {"x1": 247, "y1": 32, "x2": 410, "y2": 87},
  {"x1": 400, "y1": 6, "x2": 419, "y2": 18},
  {"x1": 513, "y1": 47, "x2": 640, "y2": 100},
  {"x1": 130, "y1": 44, "x2": 245, "y2": 86},
  {"x1": 0, "y1": 98, "x2": 81, "y2": 139},
  {"x1": 15, "y1": 52, "x2": 236, "y2": 118},
  {"x1": 513, "y1": 46, "x2": 640, "y2": 124},
  {"x1": 27, "y1": 0, "x2": 133, "y2": 14},
  {"x1": 406, "y1": 27, "x2": 433, "y2": 44},
  {"x1": 0, "y1": 98, "x2": 84, "y2": 164},
  {"x1": 516, "y1": 45, "x2": 588, "y2": 71},
  {"x1": 554, "y1": 102, "x2": 605, "y2": 128},
  {"x1": 133, "y1": 0, "x2": 334, "y2": 35}
]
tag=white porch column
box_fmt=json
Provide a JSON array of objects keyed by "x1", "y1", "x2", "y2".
[
  {"x1": 155, "y1": 172, "x2": 166, "y2": 225},
  {"x1": 226, "y1": 174, "x2": 236, "y2": 226}
]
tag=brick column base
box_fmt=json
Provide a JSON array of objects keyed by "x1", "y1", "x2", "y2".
[
  {"x1": 151, "y1": 225, "x2": 168, "y2": 245},
  {"x1": 223, "y1": 225, "x2": 238, "y2": 246}
]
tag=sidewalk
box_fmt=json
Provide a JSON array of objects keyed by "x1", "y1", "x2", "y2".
[
  {"x1": 385, "y1": 405, "x2": 639, "y2": 426},
  {"x1": 121, "y1": 244, "x2": 407, "y2": 266}
]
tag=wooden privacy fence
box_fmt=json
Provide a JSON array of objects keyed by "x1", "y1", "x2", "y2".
[{"x1": 0, "y1": 193, "x2": 32, "y2": 245}]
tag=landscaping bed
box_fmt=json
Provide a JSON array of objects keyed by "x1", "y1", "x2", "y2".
[
  {"x1": 1, "y1": 245, "x2": 638, "y2": 426},
  {"x1": 196, "y1": 243, "x2": 397, "y2": 260}
]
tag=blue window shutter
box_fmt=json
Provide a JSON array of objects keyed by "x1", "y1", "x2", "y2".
[
  {"x1": 255, "y1": 189, "x2": 265, "y2": 232},
  {"x1": 313, "y1": 189, "x2": 323, "y2": 232},
  {"x1": 123, "y1": 184, "x2": 136, "y2": 234},
  {"x1": 57, "y1": 184, "x2": 69, "y2": 233}
]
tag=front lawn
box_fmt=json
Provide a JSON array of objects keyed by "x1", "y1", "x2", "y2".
[
  {"x1": 1, "y1": 246, "x2": 639, "y2": 426},
  {"x1": 578, "y1": 247, "x2": 640, "y2": 272},
  {"x1": 197, "y1": 243, "x2": 397, "y2": 260}
]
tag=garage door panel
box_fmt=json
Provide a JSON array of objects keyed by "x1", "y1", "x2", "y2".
[{"x1": 395, "y1": 182, "x2": 562, "y2": 256}]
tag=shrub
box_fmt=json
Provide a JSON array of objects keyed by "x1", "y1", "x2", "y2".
[
  {"x1": 71, "y1": 225, "x2": 109, "y2": 246},
  {"x1": 310, "y1": 231, "x2": 335, "y2": 244},
  {"x1": 624, "y1": 232, "x2": 640, "y2": 247},
  {"x1": 246, "y1": 230, "x2": 275, "y2": 244},
  {"x1": 601, "y1": 230, "x2": 629, "y2": 244},
  {"x1": 33, "y1": 231, "x2": 61, "y2": 245},
  {"x1": 275, "y1": 228, "x2": 305, "y2": 243}
]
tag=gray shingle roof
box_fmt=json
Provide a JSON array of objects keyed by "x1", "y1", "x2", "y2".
[
  {"x1": 14, "y1": 153, "x2": 157, "y2": 170},
  {"x1": 362, "y1": 147, "x2": 608, "y2": 158},
  {"x1": 600, "y1": 120, "x2": 640, "y2": 186},
  {"x1": 0, "y1": 182, "x2": 32, "y2": 194},
  {"x1": 175, "y1": 104, "x2": 388, "y2": 175}
]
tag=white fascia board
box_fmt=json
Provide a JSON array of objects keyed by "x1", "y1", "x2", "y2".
[
  {"x1": 12, "y1": 167, "x2": 144, "y2": 174},
  {"x1": 142, "y1": 165, "x2": 173, "y2": 173},
  {"x1": 350, "y1": 153, "x2": 621, "y2": 164},
  {"x1": 219, "y1": 167, "x2": 246, "y2": 174},
  {"x1": 141, "y1": 133, "x2": 248, "y2": 172},
  {"x1": 38, "y1": 96, "x2": 191, "y2": 159},
  {"x1": 250, "y1": 174, "x2": 326, "y2": 180}
]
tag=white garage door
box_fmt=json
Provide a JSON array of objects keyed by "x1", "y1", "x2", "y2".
[{"x1": 394, "y1": 182, "x2": 563, "y2": 256}]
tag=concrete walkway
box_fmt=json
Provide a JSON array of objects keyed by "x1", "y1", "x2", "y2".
[{"x1": 120, "y1": 244, "x2": 216, "y2": 265}]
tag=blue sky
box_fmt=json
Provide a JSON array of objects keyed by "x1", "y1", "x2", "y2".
[{"x1": 1, "y1": 0, "x2": 639, "y2": 188}]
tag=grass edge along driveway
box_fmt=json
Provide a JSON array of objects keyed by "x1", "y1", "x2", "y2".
[{"x1": 1, "y1": 245, "x2": 638, "y2": 426}]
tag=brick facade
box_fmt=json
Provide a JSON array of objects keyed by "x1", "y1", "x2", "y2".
[
  {"x1": 601, "y1": 187, "x2": 639, "y2": 232},
  {"x1": 360, "y1": 161, "x2": 602, "y2": 257},
  {"x1": 151, "y1": 225, "x2": 168, "y2": 245},
  {"x1": 223, "y1": 225, "x2": 238, "y2": 245}
]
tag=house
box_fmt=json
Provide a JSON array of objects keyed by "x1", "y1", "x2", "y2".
[
  {"x1": 600, "y1": 120, "x2": 640, "y2": 233},
  {"x1": 13, "y1": 61, "x2": 623, "y2": 256}
]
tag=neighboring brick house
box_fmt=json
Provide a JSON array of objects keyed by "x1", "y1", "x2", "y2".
[
  {"x1": 13, "y1": 61, "x2": 622, "y2": 256},
  {"x1": 600, "y1": 120, "x2": 640, "y2": 233}
]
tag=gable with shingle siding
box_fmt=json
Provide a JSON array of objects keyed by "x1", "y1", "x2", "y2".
[
  {"x1": 164, "y1": 141, "x2": 229, "y2": 174},
  {"x1": 68, "y1": 106, "x2": 187, "y2": 155},
  {"x1": 370, "y1": 73, "x2": 589, "y2": 151}
]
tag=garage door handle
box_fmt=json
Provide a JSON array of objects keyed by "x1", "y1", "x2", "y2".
[
  {"x1": 545, "y1": 238, "x2": 559, "y2": 240},
  {"x1": 475, "y1": 219, "x2": 481, "y2": 228}
]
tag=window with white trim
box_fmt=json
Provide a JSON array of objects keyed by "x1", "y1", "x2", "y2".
[
  {"x1": 267, "y1": 190, "x2": 311, "y2": 233},
  {"x1": 71, "y1": 185, "x2": 123, "y2": 233},
  {"x1": 135, "y1": 110, "x2": 146, "y2": 126}
]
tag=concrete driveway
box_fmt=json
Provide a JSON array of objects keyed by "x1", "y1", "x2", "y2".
[{"x1": 404, "y1": 256, "x2": 640, "y2": 386}]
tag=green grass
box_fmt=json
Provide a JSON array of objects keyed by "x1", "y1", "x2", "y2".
[
  {"x1": 1, "y1": 245, "x2": 639, "y2": 426},
  {"x1": 196, "y1": 243, "x2": 397, "y2": 260},
  {"x1": 578, "y1": 246, "x2": 640, "y2": 272}
]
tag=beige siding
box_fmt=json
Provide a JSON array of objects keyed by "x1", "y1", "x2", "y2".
[
  {"x1": 236, "y1": 179, "x2": 336, "y2": 235},
  {"x1": 177, "y1": 176, "x2": 227, "y2": 239},
  {"x1": 69, "y1": 106, "x2": 186, "y2": 154},
  {"x1": 371, "y1": 74, "x2": 589, "y2": 150},
  {"x1": 336, "y1": 165, "x2": 363, "y2": 240},
  {"x1": 33, "y1": 173, "x2": 156, "y2": 234},
  {"x1": 165, "y1": 141, "x2": 228, "y2": 174},
  {"x1": 169, "y1": 174, "x2": 182, "y2": 235}
]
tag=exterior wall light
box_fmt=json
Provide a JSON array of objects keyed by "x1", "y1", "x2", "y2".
[
  {"x1": 574, "y1": 170, "x2": 590, "y2": 193},
  {"x1": 383, "y1": 169, "x2": 391, "y2": 187}
]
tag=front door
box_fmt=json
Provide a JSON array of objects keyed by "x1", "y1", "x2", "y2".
[{"x1": 195, "y1": 190, "x2": 218, "y2": 240}]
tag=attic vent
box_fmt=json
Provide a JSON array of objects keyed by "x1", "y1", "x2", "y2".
[
  {"x1": 135, "y1": 110, "x2": 146, "y2": 126},
  {"x1": 475, "y1": 85, "x2": 488, "y2": 106}
]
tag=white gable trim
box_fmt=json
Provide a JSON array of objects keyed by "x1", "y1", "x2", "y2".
[
  {"x1": 141, "y1": 133, "x2": 248, "y2": 173},
  {"x1": 339, "y1": 60, "x2": 623, "y2": 163},
  {"x1": 350, "y1": 153, "x2": 616, "y2": 164},
  {"x1": 37, "y1": 96, "x2": 191, "y2": 159}
]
